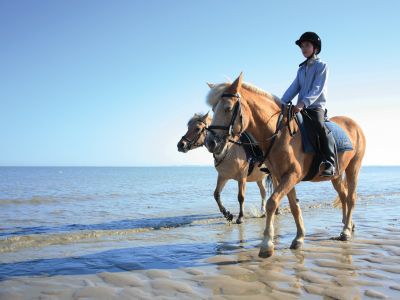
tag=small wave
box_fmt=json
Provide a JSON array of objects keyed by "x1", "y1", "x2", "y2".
[
  {"x1": 358, "y1": 191, "x2": 400, "y2": 200},
  {"x1": 1, "y1": 214, "x2": 222, "y2": 238},
  {"x1": 0, "y1": 196, "x2": 58, "y2": 206},
  {"x1": 0, "y1": 228, "x2": 154, "y2": 253},
  {"x1": 0, "y1": 214, "x2": 223, "y2": 253},
  {"x1": 0, "y1": 193, "x2": 127, "y2": 206}
]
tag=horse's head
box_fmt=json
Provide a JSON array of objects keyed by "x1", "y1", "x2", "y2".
[
  {"x1": 205, "y1": 73, "x2": 245, "y2": 155},
  {"x1": 177, "y1": 112, "x2": 211, "y2": 153}
]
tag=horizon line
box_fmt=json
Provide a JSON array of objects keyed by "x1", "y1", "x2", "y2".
[{"x1": 0, "y1": 165, "x2": 399, "y2": 168}]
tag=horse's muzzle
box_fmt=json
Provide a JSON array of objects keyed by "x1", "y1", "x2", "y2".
[{"x1": 177, "y1": 140, "x2": 189, "y2": 153}]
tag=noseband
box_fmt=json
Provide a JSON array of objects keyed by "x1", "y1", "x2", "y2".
[{"x1": 207, "y1": 93, "x2": 242, "y2": 139}]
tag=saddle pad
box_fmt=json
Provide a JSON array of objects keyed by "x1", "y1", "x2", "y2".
[{"x1": 296, "y1": 113, "x2": 353, "y2": 153}]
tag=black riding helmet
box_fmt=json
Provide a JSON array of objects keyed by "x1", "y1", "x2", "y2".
[{"x1": 295, "y1": 32, "x2": 321, "y2": 54}]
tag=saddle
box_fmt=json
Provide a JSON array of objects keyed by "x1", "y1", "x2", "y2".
[
  {"x1": 239, "y1": 132, "x2": 265, "y2": 176},
  {"x1": 295, "y1": 112, "x2": 353, "y2": 181}
]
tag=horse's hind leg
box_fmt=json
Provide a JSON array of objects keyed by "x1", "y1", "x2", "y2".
[
  {"x1": 236, "y1": 178, "x2": 247, "y2": 224},
  {"x1": 214, "y1": 176, "x2": 233, "y2": 221},
  {"x1": 287, "y1": 188, "x2": 305, "y2": 250},
  {"x1": 256, "y1": 180, "x2": 267, "y2": 217},
  {"x1": 340, "y1": 158, "x2": 362, "y2": 241},
  {"x1": 331, "y1": 175, "x2": 349, "y2": 227}
]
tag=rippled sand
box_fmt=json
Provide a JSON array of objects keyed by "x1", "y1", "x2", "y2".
[{"x1": 1, "y1": 200, "x2": 400, "y2": 299}]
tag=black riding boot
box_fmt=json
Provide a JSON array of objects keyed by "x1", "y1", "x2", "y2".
[
  {"x1": 320, "y1": 130, "x2": 336, "y2": 177},
  {"x1": 305, "y1": 108, "x2": 336, "y2": 177}
]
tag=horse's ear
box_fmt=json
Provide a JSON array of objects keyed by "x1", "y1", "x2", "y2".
[
  {"x1": 227, "y1": 72, "x2": 243, "y2": 93},
  {"x1": 206, "y1": 82, "x2": 215, "y2": 89},
  {"x1": 202, "y1": 111, "x2": 210, "y2": 120}
]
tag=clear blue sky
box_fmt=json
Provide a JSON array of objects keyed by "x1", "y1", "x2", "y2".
[{"x1": 1, "y1": 1, "x2": 399, "y2": 166}]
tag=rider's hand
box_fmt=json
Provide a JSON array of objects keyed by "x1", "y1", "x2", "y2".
[
  {"x1": 293, "y1": 102, "x2": 304, "y2": 113},
  {"x1": 293, "y1": 106, "x2": 302, "y2": 113}
]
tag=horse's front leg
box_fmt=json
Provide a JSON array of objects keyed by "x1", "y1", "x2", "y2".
[
  {"x1": 214, "y1": 176, "x2": 233, "y2": 221},
  {"x1": 236, "y1": 178, "x2": 247, "y2": 224},
  {"x1": 259, "y1": 172, "x2": 299, "y2": 258}
]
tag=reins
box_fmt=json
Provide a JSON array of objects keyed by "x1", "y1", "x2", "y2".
[
  {"x1": 259, "y1": 102, "x2": 303, "y2": 164},
  {"x1": 229, "y1": 110, "x2": 282, "y2": 147},
  {"x1": 260, "y1": 111, "x2": 284, "y2": 164},
  {"x1": 286, "y1": 101, "x2": 300, "y2": 137}
]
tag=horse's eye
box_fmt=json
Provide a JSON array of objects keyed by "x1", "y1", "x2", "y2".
[{"x1": 224, "y1": 106, "x2": 233, "y2": 113}]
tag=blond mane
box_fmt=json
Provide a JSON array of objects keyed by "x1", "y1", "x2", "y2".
[
  {"x1": 206, "y1": 81, "x2": 281, "y2": 108},
  {"x1": 206, "y1": 83, "x2": 230, "y2": 107},
  {"x1": 187, "y1": 112, "x2": 211, "y2": 127}
]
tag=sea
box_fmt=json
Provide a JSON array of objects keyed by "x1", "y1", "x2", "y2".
[{"x1": 0, "y1": 166, "x2": 399, "y2": 282}]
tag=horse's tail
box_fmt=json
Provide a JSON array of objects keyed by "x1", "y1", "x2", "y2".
[
  {"x1": 265, "y1": 173, "x2": 273, "y2": 198},
  {"x1": 333, "y1": 175, "x2": 348, "y2": 208}
]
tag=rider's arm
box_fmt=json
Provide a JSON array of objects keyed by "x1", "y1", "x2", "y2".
[{"x1": 281, "y1": 69, "x2": 300, "y2": 104}]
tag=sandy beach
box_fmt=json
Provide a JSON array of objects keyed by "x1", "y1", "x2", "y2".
[{"x1": 1, "y1": 196, "x2": 399, "y2": 300}]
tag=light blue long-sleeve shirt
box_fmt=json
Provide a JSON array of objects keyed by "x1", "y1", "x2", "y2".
[{"x1": 281, "y1": 57, "x2": 328, "y2": 109}]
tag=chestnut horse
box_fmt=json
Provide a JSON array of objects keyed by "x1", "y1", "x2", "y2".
[
  {"x1": 205, "y1": 73, "x2": 366, "y2": 258},
  {"x1": 177, "y1": 112, "x2": 277, "y2": 223}
]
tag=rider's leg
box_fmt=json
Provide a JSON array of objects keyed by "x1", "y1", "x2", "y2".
[{"x1": 306, "y1": 108, "x2": 335, "y2": 176}]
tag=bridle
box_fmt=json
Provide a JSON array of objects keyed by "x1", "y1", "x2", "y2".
[
  {"x1": 206, "y1": 92, "x2": 243, "y2": 141},
  {"x1": 180, "y1": 120, "x2": 208, "y2": 150}
]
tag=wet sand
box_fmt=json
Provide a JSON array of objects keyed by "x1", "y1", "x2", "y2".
[{"x1": 1, "y1": 199, "x2": 400, "y2": 299}]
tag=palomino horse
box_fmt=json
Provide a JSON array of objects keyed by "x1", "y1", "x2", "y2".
[
  {"x1": 205, "y1": 73, "x2": 366, "y2": 258},
  {"x1": 177, "y1": 112, "x2": 276, "y2": 223}
]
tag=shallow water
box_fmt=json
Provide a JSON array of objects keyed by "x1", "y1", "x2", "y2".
[{"x1": 0, "y1": 166, "x2": 400, "y2": 299}]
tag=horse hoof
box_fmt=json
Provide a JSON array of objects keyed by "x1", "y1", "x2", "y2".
[
  {"x1": 259, "y1": 248, "x2": 274, "y2": 258},
  {"x1": 352, "y1": 223, "x2": 356, "y2": 232},
  {"x1": 275, "y1": 208, "x2": 281, "y2": 215},
  {"x1": 339, "y1": 232, "x2": 350, "y2": 241},
  {"x1": 226, "y1": 213, "x2": 234, "y2": 222},
  {"x1": 260, "y1": 214, "x2": 266, "y2": 218},
  {"x1": 290, "y1": 240, "x2": 304, "y2": 250},
  {"x1": 236, "y1": 218, "x2": 243, "y2": 224}
]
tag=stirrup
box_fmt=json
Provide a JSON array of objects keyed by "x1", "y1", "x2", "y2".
[
  {"x1": 320, "y1": 169, "x2": 335, "y2": 177},
  {"x1": 320, "y1": 162, "x2": 335, "y2": 177}
]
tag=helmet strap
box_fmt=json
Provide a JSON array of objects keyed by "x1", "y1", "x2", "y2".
[{"x1": 309, "y1": 47, "x2": 318, "y2": 58}]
